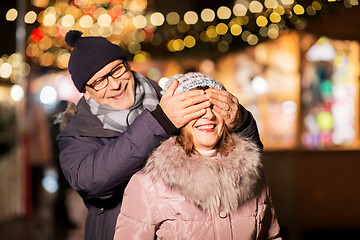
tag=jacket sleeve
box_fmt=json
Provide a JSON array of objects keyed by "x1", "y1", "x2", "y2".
[
  {"x1": 114, "y1": 173, "x2": 155, "y2": 240},
  {"x1": 256, "y1": 184, "x2": 282, "y2": 240},
  {"x1": 57, "y1": 110, "x2": 169, "y2": 201},
  {"x1": 234, "y1": 105, "x2": 263, "y2": 151}
]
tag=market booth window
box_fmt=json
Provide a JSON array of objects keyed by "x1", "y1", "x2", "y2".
[{"x1": 301, "y1": 37, "x2": 358, "y2": 149}]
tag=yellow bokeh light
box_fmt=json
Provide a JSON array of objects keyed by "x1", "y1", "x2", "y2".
[
  {"x1": 312, "y1": 1, "x2": 322, "y2": 10},
  {"x1": 61, "y1": 14, "x2": 75, "y2": 28},
  {"x1": 306, "y1": 6, "x2": 317, "y2": 15},
  {"x1": 270, "y1": 12, "x2": 281, "y2": 22},
  {"x1": 184, "y1": 35, "x2": 196, "y2": 48},
  {"x1": 98, "y1": 13, "x2": 112, "y2": 27},
  {"x1": 268, "y1": 24, "x2": 280, "y2": 39},
  {"x1": 217, "y1": 6, "x2": 232, "y2": 19},
  {"x1": 128, "y1": 42, "x2": 141, "y2": 54},
  {"x1": 349, "y1": 0, "x2": 359, "y2": 6},
  {"x1": 79, "y1": 15, "x2": 94, "y2": 28},
  {"x1": 200, "y1": 31, "x2": 209, "y2": 42},
  {"x1": 24, "y1": 11, "x2": 37, "y2": 24},
  {"x1": 218, "y1": 41, "x2": 229, "y2": 53},
  {"x1": 8, "y1": 53, "x2": 23, "y2": 67},
  {"x1": 206, "y1": 26, "x2": 218, "y2": 39},
  {"x1": 39, "y1": 36, "x2": 53, "y2": 50},
  {"x1": 280, "y1": 0, "x2": 294, "y2": 4},
  {"x1": 177, "y1": 21, "x2": 190, "y2": 33},
  {"x1": 274, "y1": 5, "x2": 285, "y2": 15},
  {"x1": 247, "y1": 34, "x2": 259, "y2": 45},
  {"x1": 259, "y1": 27, "x2": 268, "y2": 37},
  {"x1": 173, "y1": 39, "x2": 185, "y2": 51},
  {"x1": 57, "y1": 50, "x2": 70, "y2": 69},
  {"x1": 43, "y1": 13, "x2": 57, "y2": 27},
  {"x1": 230, "y1": 24, "x2": 242, "y2": 36},
  {"x1": 233, "y1": 4, "x2": 247, "y2": 16},
  {"x1": 32, "y1": 0, "x2": 49, "y2": 8},
  {"x1": 99, "y1": 26, "x2": 113, "y2": 38},
  {"x1": 6, "y1": 8, "x2": 18, "y2": 21},
  {"x1": 184, "y1": 11, "x2": 198, "y2": 25},
  {"x1": 264, "y1": 0, "x2": 279, "y2": 9},
  {"x1": 201, "y1": 8, "x2": 215, "y2": 22},
  {"x1": 125, "y1": 0, "x2": 148, "y2": 12},
  {"x1": 90, "y1": 23, "x2": 100, "y2": 36},
  {"x1": 216, "y1": 23, "x2": 228, "y2": 35},
  {"x1": 241, "y1": 31, "x2": 251, "y2": 41},
  {"x1": 249, "y1": 1, "x2": 263, "y2": 13},
  {"x1": 256, "y1": 16, "x2": 268, "y2": 27},
  {"x1": 293, "y1": 4, "x2": 305, "y2": 15},
  {"x1": 150, "y1": 12, "x2": 165, "y2": 26},
  {"x1": 167, "y1": 40, "x2": 176, "y2": 52},
  {"x1": 133, "y1": 15, "x2": 147, "y2": 29},
  {"x1": 133, "y1": 52, "x2": 147, "y2": 63},
  {"x1": 26, "y1": 43, "x2": 39, "y2": 57},
  {"x1": 39, "y1": 52, "x2": 54, "y2": 67},
  {"x1": 166, "y1": 12, "x2": 180, "y2": 25}
]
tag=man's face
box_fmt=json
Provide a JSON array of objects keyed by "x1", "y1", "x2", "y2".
[{"x1": 83, "y1": 59, "x2": 135, "y2": 110}]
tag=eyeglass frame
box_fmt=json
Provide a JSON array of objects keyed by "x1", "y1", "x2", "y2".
[{"x1": 85, "y1": 61, "x2": 130, "y2": 91}]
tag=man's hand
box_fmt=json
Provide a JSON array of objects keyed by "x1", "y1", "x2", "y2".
[
  {"x1": 159, "y1": 79, "x2": 210, "y2": 129},
  {"x1": 205, "y1": 88, "x2": 242, "y2": 130}
]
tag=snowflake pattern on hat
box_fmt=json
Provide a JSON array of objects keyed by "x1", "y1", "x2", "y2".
[{"x1": 162, "y1": 72, "x2": 224, "y2": 95}]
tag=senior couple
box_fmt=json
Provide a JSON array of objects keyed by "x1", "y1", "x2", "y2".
[{"x1": 57, "y1": 30, "x2": 281, "y2": 240}]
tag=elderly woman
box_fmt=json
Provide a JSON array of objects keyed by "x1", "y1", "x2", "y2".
[{"x1": 114, "y1": 72, "x2": 281, "y2": 240}]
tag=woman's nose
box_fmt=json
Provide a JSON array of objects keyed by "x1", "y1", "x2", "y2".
[{"x1": 202, "y1": 106, "x2": 215, "y2": 119}]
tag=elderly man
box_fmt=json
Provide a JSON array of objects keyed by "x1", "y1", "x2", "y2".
[{"x1": 57, "y1": 30, "x2": 262, "y2": 240}]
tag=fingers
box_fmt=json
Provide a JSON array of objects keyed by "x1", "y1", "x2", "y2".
[
  {"x1": 177, "y1": 91, "x2": 209, "y2": 106},
  {"x1": 178, "y1": 109, "x2": 206, "y2": 126},
  {"x1": 205, "y1": 88, "x2": 242, "y2": 130},
  {"x1": 162, "y1": 79, "x2": 178, "y2": 98},
  {"x1": 206, "y1": 88, "x2": 238, "y2": 111},
  {"x1": 212, "y1": 104, "x2": 231, "y2": 119}
]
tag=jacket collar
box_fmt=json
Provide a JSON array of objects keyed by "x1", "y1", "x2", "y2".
[
  {"x1": 143, "y1": 135, "x2": 264, "y2": 214},
  {"x1": 76, "y1": 97, "x2": 119, "y2": 137}
]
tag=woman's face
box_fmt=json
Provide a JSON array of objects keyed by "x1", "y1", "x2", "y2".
[{"x1": 182, "y1": 104, "x2": 225, "y2": 152}]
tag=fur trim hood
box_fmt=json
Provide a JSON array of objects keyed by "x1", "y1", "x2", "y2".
[{"x1": 143, "y1": 135, "x2": 264, "y2": 214}]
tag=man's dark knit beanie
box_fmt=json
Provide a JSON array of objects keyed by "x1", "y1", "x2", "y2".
[{"x1": 65, "y1": 30, "x2": 127, "y2": 92}]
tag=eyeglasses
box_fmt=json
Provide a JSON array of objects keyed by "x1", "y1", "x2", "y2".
[{"x1": 86, "y1": 62, "x2": 129, "y2": 91}]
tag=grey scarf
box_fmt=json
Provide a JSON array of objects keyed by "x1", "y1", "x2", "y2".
[{"x1": 87, "y1": 72, "x2": 159, "y2": 132}]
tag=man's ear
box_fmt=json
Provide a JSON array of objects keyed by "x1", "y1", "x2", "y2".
[{"x1": 83, "y1": 90, "x2": 90, "y2": 101}]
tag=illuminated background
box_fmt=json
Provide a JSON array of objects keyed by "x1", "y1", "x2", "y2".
[{"x1": 0, "y1": 1, "x2": 360, "y2": 240}]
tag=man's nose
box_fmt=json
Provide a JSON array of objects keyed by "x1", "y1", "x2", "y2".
[{"x1": 107, "y1": 76, "x2": 121, "y2": 89}]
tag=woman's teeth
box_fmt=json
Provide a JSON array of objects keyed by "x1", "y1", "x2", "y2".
[{"x1": 197, "y1": 125, "x2": 215, "y2": 130}]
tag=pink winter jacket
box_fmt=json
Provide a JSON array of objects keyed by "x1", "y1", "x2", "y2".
[{"x1": 114, "y1": 136, "x2": 281, "y2": 240}]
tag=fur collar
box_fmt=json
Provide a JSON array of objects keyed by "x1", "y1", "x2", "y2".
[{"x1": 143, "y1": 135, "x2": 263, "y2": 214}]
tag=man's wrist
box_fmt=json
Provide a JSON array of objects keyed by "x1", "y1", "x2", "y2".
[{"x1": 150, "y1": 105, "x2": 179, "y2": 135}]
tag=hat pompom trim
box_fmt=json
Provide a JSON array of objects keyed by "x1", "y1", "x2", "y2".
[{"x1": 65, "y1": 30, "x2": 83, "y2": 47}]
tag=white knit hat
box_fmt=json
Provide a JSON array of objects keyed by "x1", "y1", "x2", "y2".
[{"x1": 162, "y1": 72, "x2": 224, "y2": 95}]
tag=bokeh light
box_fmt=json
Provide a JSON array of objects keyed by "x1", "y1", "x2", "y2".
[
  {"x1": 24, "y1": 11, "x2": 37, "y2": 24},
  {"x1": 10, "y1": 84, "x2": 24, "y2": 102},
  {"x1": 40, "y1": 85, "x2": 57, "y2": 105},
  {"x1": 233, "y1": 4, "x2": 247, "y2": 16},
  {"x1": 201, "y1": 8, "x2": 215, "y2": 22},
  {"x1": 184, "y1": 11, "x2": 198, "y2": 25},
  {"x1": 217, "y1": 6, "x2": 232, "y2": 19},
  {"x1": 150, "y1": 12, "x2": 165, "y2": 26},
  {"x1": 6, "y1": 8, "x2": 18, "y2": 21},
  {"x1": 166, "y1": 12, "x2": 180, "y2": 25}
]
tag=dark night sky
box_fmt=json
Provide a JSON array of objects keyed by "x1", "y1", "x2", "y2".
[{"x1": 0, "y1": 0, "x2": 17, "y2": 55}]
